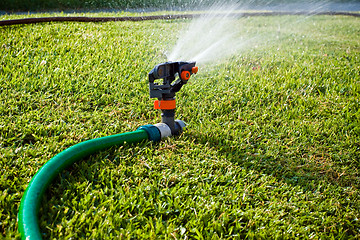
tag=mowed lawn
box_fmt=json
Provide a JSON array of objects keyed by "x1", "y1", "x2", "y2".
[{"x1": 0, "y1": 12, "x2": 359, "y2": 239}]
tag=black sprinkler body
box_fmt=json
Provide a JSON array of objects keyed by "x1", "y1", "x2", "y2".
[{"x1": 148, "y1": 61, "x2": 198, "y2": 135}]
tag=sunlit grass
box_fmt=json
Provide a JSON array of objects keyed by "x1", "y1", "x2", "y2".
[{"x1": 0, "y1": 14, "x2": 359, "y2": 239}]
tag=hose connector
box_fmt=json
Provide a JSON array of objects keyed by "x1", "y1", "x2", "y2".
[
  {"x1": 154, "y1": 120, "x2": 186, "y2": 139},
  {"x1": 137, "y1": 124, "x2": 161, "y2": 142}
]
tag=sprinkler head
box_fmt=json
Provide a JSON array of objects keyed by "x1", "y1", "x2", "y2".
[
  {"x1": 148, "y1": 61, "x2": 198, "y2": 135},
  {"x1": 149, "y1": 61, "x2": 197, "y2": 100}
]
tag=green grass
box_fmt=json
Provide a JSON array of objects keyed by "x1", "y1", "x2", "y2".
[{"x1": 1, "y1": 13, "x2": 359, "y2": 239}]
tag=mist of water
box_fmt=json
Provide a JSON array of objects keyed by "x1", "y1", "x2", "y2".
[
  {"x1": 167, "y1": 0, "x2": 333, "y2": 65},
  {"x1": 167, "y1": 2, "x2": 248, "y2": 64}
]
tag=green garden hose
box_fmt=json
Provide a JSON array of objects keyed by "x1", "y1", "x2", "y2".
[
  {"x1": 18, "y1": 125, "x2": 161, "y2": 240},
  {"x1": 1, "y1": 12, "x2": 359, "y2": 27}
]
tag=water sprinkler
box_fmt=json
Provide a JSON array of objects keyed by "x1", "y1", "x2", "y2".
[
  {"x1": 149, "y1": 61, "x2": 198, "y2": 136},
  {"x1": 17, "y1": 61, "x2": 198, "y2": 240}
]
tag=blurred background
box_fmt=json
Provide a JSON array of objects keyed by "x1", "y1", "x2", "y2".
[{"x1": 1, "y1": 0, "x2": 359, "y2": 13}]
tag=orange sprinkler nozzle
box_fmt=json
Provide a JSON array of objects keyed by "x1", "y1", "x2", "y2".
[
  {"x1": 154, "y1": 99, "x2": 176, "y2": 110},
  {"x1": 192, "y1": 66, "x2": 198, "y2": 74},
  {"x1": 180, "y1": 71, "x2": 191, "y2": 81}
]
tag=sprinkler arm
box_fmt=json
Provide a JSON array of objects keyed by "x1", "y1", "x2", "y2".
[
  {"x1": 149, "y1": 61, "x2": 197, "y2": 99},
  {"x1": 148, "y1": 61, "x2": 198, "y2": 136}
]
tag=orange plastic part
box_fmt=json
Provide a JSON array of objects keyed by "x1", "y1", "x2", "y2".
[
  {"x1": 180, "y1": 71, "x2": 191, "y2": 81},
  {"x1": 192, "y1": 66, "x2": 198, "y2": 74},
  {"x1": 154, "y1": 99, "x2": 176, "y2": 110}
]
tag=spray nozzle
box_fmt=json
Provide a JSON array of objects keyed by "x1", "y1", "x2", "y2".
[
  {"x1": 149, "y1": 61, "x2": 197, "y2": 100},
  {"x1": 148, "y1": 61, "x2": 198, "y2": 135}
]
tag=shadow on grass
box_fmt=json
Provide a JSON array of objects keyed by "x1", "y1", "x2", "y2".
[{"x1": 188, "y1": 131, "x2": 359, "y2": 190}]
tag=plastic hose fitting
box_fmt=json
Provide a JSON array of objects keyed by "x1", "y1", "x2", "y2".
[{"x1": 154, "y1": 119, "x2": 186, "y2": 139}]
